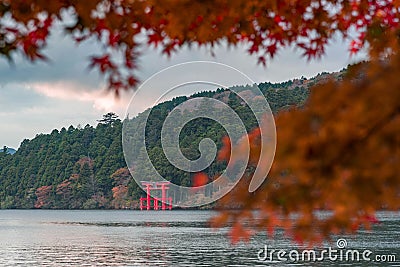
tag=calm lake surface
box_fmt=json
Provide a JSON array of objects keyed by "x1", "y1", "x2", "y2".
[{"x1": 0, "y1": 210, "x2": 399, "y2": 266}]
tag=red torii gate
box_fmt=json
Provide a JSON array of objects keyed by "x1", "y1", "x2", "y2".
[{"x1": 140, "y1": 181, "x2": 172, "y2": 210}]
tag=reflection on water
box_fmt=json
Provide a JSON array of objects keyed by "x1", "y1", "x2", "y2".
[
  {"x1": 0, "y1": 210, "x2": 399, "y2": 266},
  {"x1": 50, "y1": 221, "x2": 211, "y2": 228}
]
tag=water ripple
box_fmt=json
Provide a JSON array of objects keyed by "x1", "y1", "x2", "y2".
[{"x1": 0, "y1": 210, "x2": 398, "y2": 266}]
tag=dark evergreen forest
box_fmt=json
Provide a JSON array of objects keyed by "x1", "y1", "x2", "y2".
[{"x1": 0, "y1": 71, "x2": 339, "y2": 209}]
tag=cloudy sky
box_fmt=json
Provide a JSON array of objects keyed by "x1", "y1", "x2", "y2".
[{"x1": 0, "y1": 27, "x2": 365, "y2": 149}]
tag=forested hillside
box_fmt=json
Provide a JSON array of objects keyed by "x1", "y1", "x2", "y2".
[{"x1": 0, "y1": 71, "x2": 340, "y2": 209}]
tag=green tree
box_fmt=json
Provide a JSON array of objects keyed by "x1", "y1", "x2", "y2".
[{"x1": 97, "y1": 112, "x2": 120, "y2": 126}]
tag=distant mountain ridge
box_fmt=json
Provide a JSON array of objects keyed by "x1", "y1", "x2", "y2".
[{"x1": 2, "y1": 147, "x2": 16, "y2": 155}]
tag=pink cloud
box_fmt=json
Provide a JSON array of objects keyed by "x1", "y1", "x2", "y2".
[{"x1": 27, "y1": 81, "x2": 131, "y2": 115}]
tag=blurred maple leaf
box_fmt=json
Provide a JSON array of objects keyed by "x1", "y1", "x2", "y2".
[
  {"x1": 1, "y1": 0, "x2": 398, "y2": 91},
  {"x1": 1, "y1": 0, "x2": 399, "y2": 244}
]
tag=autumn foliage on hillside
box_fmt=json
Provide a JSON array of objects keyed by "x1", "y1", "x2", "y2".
[{"x1": 1, "y1": 1, "x2": 399, "y2": 243}]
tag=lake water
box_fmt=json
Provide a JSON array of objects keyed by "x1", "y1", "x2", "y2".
[{"x1": 0, "y1": 210, "x2": 399, "y2": 266}]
